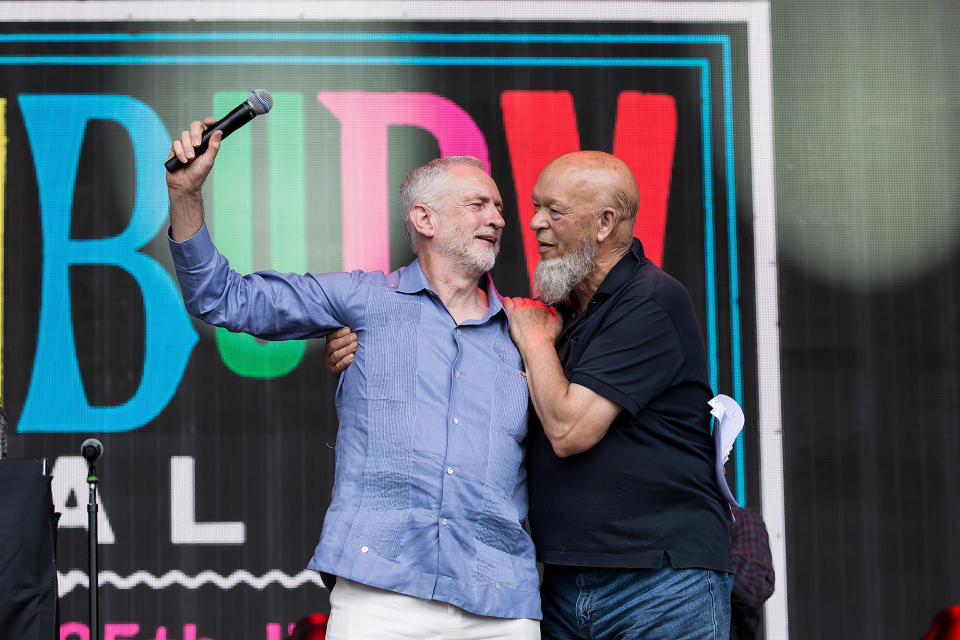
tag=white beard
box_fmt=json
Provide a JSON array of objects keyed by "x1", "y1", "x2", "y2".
[
  {"x1": 434, "y1": 215, "x2": 497, "y2": 277},
  {"x1": 533, "y1": 236, "x2": 598, "y2": 305}
]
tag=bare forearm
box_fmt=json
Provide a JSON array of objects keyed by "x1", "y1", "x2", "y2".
[
  {"x1": 522, "y1": 339, "x2": 624, "y2": 458},
  {"x1": 504, "y1": 296, "x2": 619, "y2": 456},
  {"x1": 518, "y1": 336, "x2": 622, "y2": 457},
  {"x1": 521, "y1": 339, "x2": 578, "y2": 445},
  {"x1": 168, "y1": 188, "x2": 205, "y2": 242}
]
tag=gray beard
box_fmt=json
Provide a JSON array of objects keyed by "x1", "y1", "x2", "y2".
[
  {"x1": 434, "y1": 216, "x2": 497, "y2": 277},
  {"x1": 533, "y1": 237, "x2": 598, "y2": 306}
]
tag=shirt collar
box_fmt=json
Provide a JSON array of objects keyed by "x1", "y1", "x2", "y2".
[
  {"x1": 397, "y1": 258, "x2": 506, "y2": 322},
  {"x1": 397, "y1": 258, "x2": 431, "y2": 294}
]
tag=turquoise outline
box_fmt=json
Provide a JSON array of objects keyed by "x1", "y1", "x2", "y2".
[{"x1": 2, "y1": 32, "x2": 746, "y2": 502}]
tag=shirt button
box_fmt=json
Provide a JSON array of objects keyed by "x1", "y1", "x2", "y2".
[
  {"x1": 456, "y1": 328, "x2": 462, "y2": 334},
  {"x1": 454, "y1": 370, "x2": 460, "y2": 378},
  {"x1": 446, "y1": 466, "x2": 454, "y2": 475},
  {"x1": 361, "y1": 546, "x2": 368, "y2": 553},
  {"x1": 451, "y1": 417, "x2": 459, "y2": 425},
  {"x1": 441, "y1": 518, "x2": 448, "y2": 526},
  {"x1": 495, "y1": 583, "x2": 501, "y2": 589}
]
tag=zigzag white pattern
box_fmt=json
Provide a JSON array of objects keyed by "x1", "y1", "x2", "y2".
[{"x1": 57, "y1": 569, "x2": 327, "y2": 598}]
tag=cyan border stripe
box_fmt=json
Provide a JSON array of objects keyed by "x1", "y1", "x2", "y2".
[
  {"x1": 2, "y1": 32, "x2": 745, "y2": 502},
  {"x1": 0, "y1": 55, "x2": 705, "y2": 67},
  {"x1": 720, "y1": 38, "x2": 746, "y2": 504},
  {"x1": 0, "y1": 32, "x2": 729, "y2": 44}
]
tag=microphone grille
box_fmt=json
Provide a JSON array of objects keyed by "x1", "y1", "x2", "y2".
[
  {"x1": 247, "y1": 89, "x2": 273, "y2": 115},
  {"x1": 81, "y1": 437, "x2": 103, "y2": 462}
]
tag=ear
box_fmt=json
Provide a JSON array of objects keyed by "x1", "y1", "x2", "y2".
[
  {"x1": 595, "y1": 206, "x2": 619, "y2": 243},
  {"x1": 409, "y1": 204, "x2": 437, "y2": 239}
]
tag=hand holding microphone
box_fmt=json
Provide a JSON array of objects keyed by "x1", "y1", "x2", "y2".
[
  {"x1": 165, "y1": 89, "x2": 272, "y2": 241},
  {"x1": 165, "y1": 88, "x2": 273, "y2": 173}
]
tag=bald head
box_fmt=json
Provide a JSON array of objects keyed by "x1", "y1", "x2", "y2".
[
  {"x1": 529, "y1": 151, "x2": 640, "y2": 304},
  {"x1": 541, "y1": 151, "x2": 639, "y2": 235}
]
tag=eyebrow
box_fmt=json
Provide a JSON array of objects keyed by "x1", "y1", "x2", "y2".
[
  {"x1": 532, "y1": 195, "x2": 568, "y2": 211},
  {"x1": 466, "y1": 193, "x2": 503, "y2": 209}
]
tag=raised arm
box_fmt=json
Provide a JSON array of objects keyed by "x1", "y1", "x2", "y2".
[
  {"x1": 166, "y1": 117, "x2": 222, "y2": 242},
  {"x1": 165, "y1": 118, "x2": 357, "y2": 340}
]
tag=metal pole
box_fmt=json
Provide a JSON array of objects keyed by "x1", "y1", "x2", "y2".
[{"x1": 87, "y1": 464, "x2": 99, "y2": 640}]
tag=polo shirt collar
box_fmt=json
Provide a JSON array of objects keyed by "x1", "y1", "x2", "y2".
[
  {"x1": 592, "y1": 238, "x2": 645, "y2": 301},
  {"x1": 556, "y1": 239, "x2": 645, "y2": 326}
]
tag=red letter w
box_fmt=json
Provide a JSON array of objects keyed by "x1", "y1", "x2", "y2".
[{"x1": 501, "y1": 91, "x2": 677, "y2": 289}]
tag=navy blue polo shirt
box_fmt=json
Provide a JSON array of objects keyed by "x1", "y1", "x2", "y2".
[{"x1": 527, "y1": 238, "x2": 731, "y2": 572}]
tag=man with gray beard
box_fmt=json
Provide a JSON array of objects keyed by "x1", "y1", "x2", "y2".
[{"x1": 503, "y1": 151, "x2": 733, "y2": 640}]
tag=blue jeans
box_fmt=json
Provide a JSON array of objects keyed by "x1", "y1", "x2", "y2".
[{"x1": 540, "y1": 564, "x2": 732, "y2": 640}]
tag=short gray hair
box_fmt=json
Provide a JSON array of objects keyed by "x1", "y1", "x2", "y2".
[{"x1": 399, "y1": 156, "x2": 486, "y2": 254}]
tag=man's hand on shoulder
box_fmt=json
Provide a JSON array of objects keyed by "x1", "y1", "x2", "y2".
[
  {"x1": 502, "y1": 297, "x2": 562, "y2": 355},
  {"x1": 324, "y1": 326, "x2": 357, "y2": 375}
]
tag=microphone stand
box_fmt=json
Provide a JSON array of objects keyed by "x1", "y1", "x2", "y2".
[{"x1": 87, "y1": 461, "x2": 100, "y2": 640}]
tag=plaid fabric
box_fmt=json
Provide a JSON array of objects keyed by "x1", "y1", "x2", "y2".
[{"x1": 730, "y1": 505, "x2": 775, "y2": 640}]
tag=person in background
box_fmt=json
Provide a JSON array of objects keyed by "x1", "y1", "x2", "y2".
[
  {"x1": 729, "y1": 504, "x2": 775, "y2": 640},
  {"x1": 923, "y1": 606, "x2": 960, "y2": 640}
]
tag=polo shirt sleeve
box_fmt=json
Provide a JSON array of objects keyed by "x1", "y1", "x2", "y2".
[
  {"x1": 169, "y1": 222, "x2": 365, "y2": 339},
  {"x1": 568, "y1": 295, "x2": 683, "y2": 417}
]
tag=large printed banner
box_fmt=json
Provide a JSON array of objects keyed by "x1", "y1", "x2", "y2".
[{"x1": 0, "y1": 3, "x2": 780, "y2": 639}]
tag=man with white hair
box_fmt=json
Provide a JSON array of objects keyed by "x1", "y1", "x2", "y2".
[{"x1": 166, "y1": 119, "x2": 540, "y2": 639}]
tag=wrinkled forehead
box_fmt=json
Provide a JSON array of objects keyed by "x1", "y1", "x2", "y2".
[{"x1": 534, "y1": 162, "x2": 606, "y2": 206}]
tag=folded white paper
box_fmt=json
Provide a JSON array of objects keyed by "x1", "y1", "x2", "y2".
[{"x1": 709, "y1": 394, "x2": 745, "y2": 508}]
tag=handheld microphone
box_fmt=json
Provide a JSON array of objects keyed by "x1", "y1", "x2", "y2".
[
  {"x1": 164, "y1": 88, "x2": 273, "y2": 172},
  {"x1": 81, "y1": 438, "x2": 103, "y2": 464}
]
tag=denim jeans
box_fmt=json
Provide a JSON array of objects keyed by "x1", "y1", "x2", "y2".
[{"x1": 540, "y1": 564, "x2": 732, "y2": 640}]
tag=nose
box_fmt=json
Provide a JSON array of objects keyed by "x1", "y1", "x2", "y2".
[
  {"x1": 486, "y1": 203, "x2": 506, "y2": 230},
  {"x1": 530, "y1": 207, "x2": 549, "y2": 231}
]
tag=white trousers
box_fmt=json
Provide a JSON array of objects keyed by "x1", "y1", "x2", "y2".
[{"x1": 325, "y1": 577, "x2": 540, "y2": 640}]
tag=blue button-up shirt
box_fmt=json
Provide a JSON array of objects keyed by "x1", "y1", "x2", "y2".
[{"x1": 169, "y1": 224, "x2": 540, "y2": 620}]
